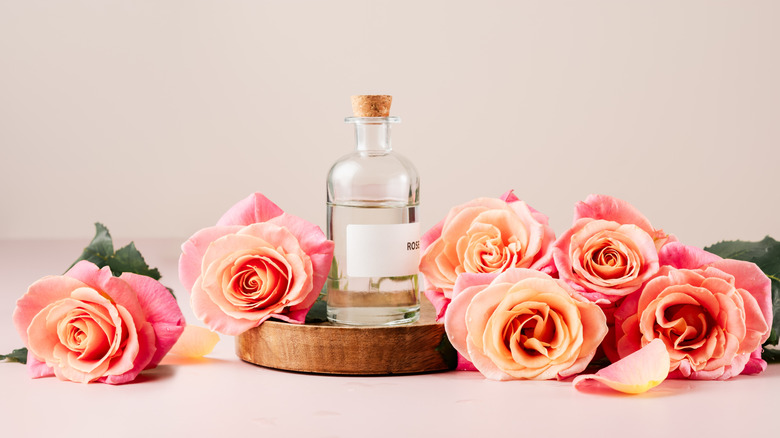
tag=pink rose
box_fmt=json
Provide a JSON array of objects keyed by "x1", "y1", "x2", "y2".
[
  {"x1": 12, "y1": 261, "x2": 185, "y2": 384},
  {"x1": 420, "y1": 191, "x2": 556, "y2": 318},
  {"x1": 614, "y1": 243, "x2": 772, "y2": 380},
  {"x1": 551, "y1": 194, "x2": 672, "y2": 304},
  {"x1": 444, "y1": 268, "x2": 608, "y2": 380},
  {"x1": 179, "y1": 193, "x2": 334, "y2": 335}
]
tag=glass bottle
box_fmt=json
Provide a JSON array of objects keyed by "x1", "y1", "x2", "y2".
[{"x1": 326, "y1": 95, "x2": 421, "y2": 326}]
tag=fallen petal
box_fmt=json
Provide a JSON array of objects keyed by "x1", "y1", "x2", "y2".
[
  {"x1": 167, "y1": 325, "x2": 220, "y2": 358},
  {"x1": 573, "y1": 338, "x2": 670, "y2": 394}
]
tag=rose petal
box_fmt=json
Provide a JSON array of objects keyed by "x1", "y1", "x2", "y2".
[
  {"x1": 658, "y1": 242, "x2": 721, "y2": 270},
  {"x1": 441, "y1": 204, "x2": 499, "y2": 243},
  {"x1": 507, "y1": 201, "x2": 552, "y2": 268},
  {"x1": 179, "y1": 225, "x2": 245, "y2": 292},
  {"x1": 119, "y1": 272, "x2": 186, "y2": 367},
  {"x1": 742, "y1": 349, "x2": 768, "y2": 375},
  {"x1": 421, "y1": 219, "x2": 445, "y2": 251},
  {"x1": 445, "y1": 285, "x2": 487, "y2": 362},
  {"x1": 463, "y1": 282, "x2": 516, "y2": 379},
  {"x1": 100, "y1": 318, "x2": 156, "y2": 385},
  {"x1": 420, "y1": 239, "x2": 456, "y2": 294},
  {"x1": 13, "y1": 275, "x2": 87, "y2": 345},
  {"x1": 456, "y1": 353, "x2": 478, "y2": 371},
  {"x1": 491, "y1": 268, "x2": 550, "y2": 285},
  {"x1": 443, "y1": 272, "x2": 501, "y2": 364},
  {"x1": 499, "y1": 190, "x2": 520, "y2": 203},
  {"x1": 574, "y1": 194, "x2": 655, "y2": 236},
  {"x1": 709, "y1": 259, "x2": 772, "y2": 336},
  {"x1": 27, "y1": 353, "x2": 55, "y2": 379},
  {"x1": 558, "y1": 297, "x2": 609, "y2": 379},
  {"x1": 422, "y1": 289, "x2": 450, "y2": 321},
  {"x1": 573, "y1": 338, "x2": 670, "y2": 394},
  {"x1": 167, "y1": 325, "x2": 220, "y2": 358},
  {"x1": 267, "y1": 213, "x2": 334, "y2": 311},
  {"x1": 216, "y1": 192, "x2": 285, "y2": 227},
  {"x1": 466, "y1": 336, "x2": 514, "y2": 381},
  {"x1": 452, "y1": 272, "x2": 502, "y2": 296},
  {"x1": 269, "y1": 308, "x2": 310, "y2": 324},
  {"x1": 191, "y1": 278, "x2": 262, "y2": 335}
]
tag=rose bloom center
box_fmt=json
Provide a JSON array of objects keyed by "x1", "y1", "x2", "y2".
[
  {"x1": 462, "y1": 223, "x2": 525, "y2": 274},
  {"x1": 226, "y1": 255, "x2": 291, "y2": 311},
  {"x1": 657, "y1": 302, "x2": 716, "y2": 351},
  {"x1": 502, "y1": 303, "x2": 563, "y2": 358},
  {"x1": 56, "y1": 307, "x2": 118, "y2": 361},
  {"x1": 580, "y1": 233, "x2": 640, "y2": 282}
]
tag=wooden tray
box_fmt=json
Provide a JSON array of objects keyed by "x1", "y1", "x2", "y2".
[{"x1": 235, "y1": 298, "x2": 454, "y2": 375}]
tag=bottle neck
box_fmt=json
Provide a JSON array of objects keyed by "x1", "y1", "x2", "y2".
[{"x1": 354, "y1": 122, "x2": 392, "y2": 152}]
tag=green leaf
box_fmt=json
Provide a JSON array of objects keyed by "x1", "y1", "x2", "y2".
[
  {"x1": 705, "y1": 236, "x2": 780, "y2": 278},
  {"x1": 766, "y1": 280, "x2": 780, "y2": 348},
  {"x1": 110, "y1": 242, "x2": 162, "y2": 280},
  {"x1": 67, "y1": 222, "x2": 114, "y2": 272},
  {"x1": 705, "y1": 236, "x2": 780, "y2": 362},
  {"x1": 65, "y1": 223, "x2": 175, "y2": 299},
  {"x1": 763, "y1": 347, "x2": 780, "y2": 363},
  {"x1": 0, "y1": 348, "x2": 28, "y2": 364},
  {"x1": 305, "y1": 293, "x2": 328, "y2": 323},
  {"x1": 435, "y1": 333, "x2": 458, "y2": 370}
]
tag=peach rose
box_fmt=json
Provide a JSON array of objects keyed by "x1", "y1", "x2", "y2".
[
  {"x1": 552, "y1": 194, "x2": 672, "y2": 304},
  {"x1": 179, "y1": 193, "x2": 333, "y2": 335},
  {"x1": 614, "y1": 243, "x2": 772, "y2": 379},
  {"x1": 444, "y1": 268, "x2": 608, "y2": 380},
  {"x1": 12, "y1": 261, "x2": 185, "y2": 384},
  {"x1": 420, "y1": 191, "x2": 555, "y2": 318}
]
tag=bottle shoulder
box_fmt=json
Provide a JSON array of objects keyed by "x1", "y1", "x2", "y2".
[
  {"x1": 327, "y1": 151, "x2": 419, "y2": 180},
  {"x1": 327, "y1": 151, "x2": 420, "y2": 204}
]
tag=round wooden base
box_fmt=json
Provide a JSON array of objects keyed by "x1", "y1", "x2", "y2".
[{"x1": 235, "y1": 299, "x2": 454, "y2": 375}]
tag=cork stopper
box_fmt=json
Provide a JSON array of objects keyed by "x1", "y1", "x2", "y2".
[{"x1": 351, "y1": 95, "x2": 392, "y2": 117}]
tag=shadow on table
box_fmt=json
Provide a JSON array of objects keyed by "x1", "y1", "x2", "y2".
[
  {"x1": 131, "y1": 355, "x2": 234, "y2": 384},
  {"x1": 159, "y1": 355, "x2": 233, "y2": 366},
  {"x1": 574, "y1": 378, "x2": 694, "y2": 398}
]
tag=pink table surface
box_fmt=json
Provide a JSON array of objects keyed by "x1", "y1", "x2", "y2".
[{"x1": 2, "y1": 239, "x2": 778, "y2": 437}]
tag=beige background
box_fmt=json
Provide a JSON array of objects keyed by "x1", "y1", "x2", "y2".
[{"x1": 1, "y1": 1, "x2": 778, "y2": 249}]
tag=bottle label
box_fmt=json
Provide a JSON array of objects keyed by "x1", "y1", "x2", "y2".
[{"x1": 346, "y1": 222, "x2": 421, "y2": 278}]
